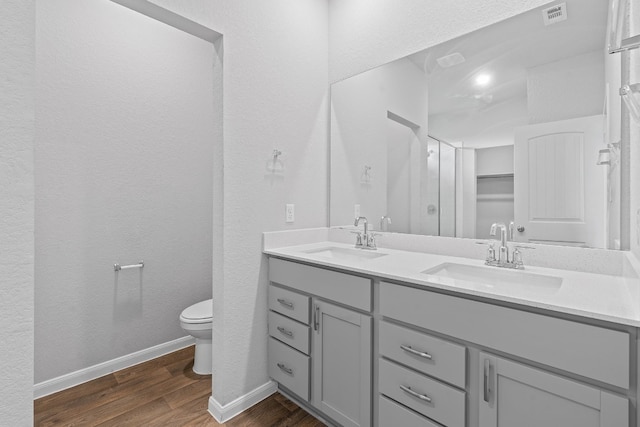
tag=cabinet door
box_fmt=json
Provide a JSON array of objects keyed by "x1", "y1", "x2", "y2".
[
  {"x1": 479, "y1": 352, "x2": 628, "y2": 427},
  {"x1": 312, "y1": 300, "x2": 372, "y2": 427}
]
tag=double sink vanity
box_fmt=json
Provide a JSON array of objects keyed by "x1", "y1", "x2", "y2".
[
  {"x1": 263, "y1": 228, "x2": 640, "y2": 427},
  {"x1": 268, "y1": 0, "x2": 640, "y2": 423}
]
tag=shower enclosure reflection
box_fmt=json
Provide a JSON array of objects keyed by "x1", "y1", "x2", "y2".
[{"x1": 384, "y1": 113, "x2": 456, "y2": 237}]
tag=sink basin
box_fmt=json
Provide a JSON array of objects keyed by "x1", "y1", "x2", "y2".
[
  {"x1": 303, "y1": 246, "x2": 387, "y2": 262},
  {"x1": 422, "y1": 263, "x2": 562, "y2": 295}
]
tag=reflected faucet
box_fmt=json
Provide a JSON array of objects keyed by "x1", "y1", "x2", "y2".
[
  {"x1": 354, "y1": 215, "x2": 368, "y2": 232},
  {"x1": 490, "y1": 222, "x2": 508, "y2": 263},
  {"x1": 380, "y1": 215, "x2": 392, "y2": 232}
]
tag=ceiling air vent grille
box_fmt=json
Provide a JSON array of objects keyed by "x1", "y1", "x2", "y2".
[{"x1": 543, "y1": 3, "x2": 567, "y2": 26}]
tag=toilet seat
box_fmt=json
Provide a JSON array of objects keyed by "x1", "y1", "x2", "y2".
[{"x1": 180, "y1": 299, "x2": 212, "y2": 324}]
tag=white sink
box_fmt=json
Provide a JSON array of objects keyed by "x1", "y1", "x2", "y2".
[
  {"x1": 303, "y1": 246, "x2": 387, "y2": 262},
  {"x1": 422, "y1": 262, "x2": 563, "y2": 295}
]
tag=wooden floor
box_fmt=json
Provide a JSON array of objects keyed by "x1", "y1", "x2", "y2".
[{"x1": 35, "y1": 346, "x2": 325, "y2": 426}]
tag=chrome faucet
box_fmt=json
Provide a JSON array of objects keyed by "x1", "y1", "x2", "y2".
[
  {"x1": 490, "y1": 223, "x2": 508, "y2": 264},
  {"x1": 354, "y1": 216, "x2": 379, "y2": 250},
  {"x1": 484, "y1": 222, "x2": 532, "y2": 269}
]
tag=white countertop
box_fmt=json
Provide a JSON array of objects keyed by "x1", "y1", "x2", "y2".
[{"x1": 264, "y1": 240, "x2": 640, "y2": 328}]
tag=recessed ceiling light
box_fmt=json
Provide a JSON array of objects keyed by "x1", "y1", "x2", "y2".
[{"x1": 475, "y1": 73, "x2": 492, "y2": 86}]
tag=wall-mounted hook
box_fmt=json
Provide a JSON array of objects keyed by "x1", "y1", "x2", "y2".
[
  {"x1": 360, "y1": 165, "x2": 372, "y2": 184},
  {"x1": 267, "y1": 149, "x2": 285, "y2": 173}
]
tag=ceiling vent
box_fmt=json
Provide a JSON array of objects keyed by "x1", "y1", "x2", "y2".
[
  {"x1": 436, "y1": 52, "x2": 466, "y2": 68},
  {"x1": 543, "y1": 2, "x2": 567, "y2": 26}
]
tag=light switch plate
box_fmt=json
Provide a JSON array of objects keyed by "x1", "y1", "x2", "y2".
[{"x1": 354, "y1": 204, "x2": 361, "y2": 219}]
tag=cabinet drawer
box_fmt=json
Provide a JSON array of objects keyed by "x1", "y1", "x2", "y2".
[
  {"x1": 380, "y1": 282, "x2": 630, "y2": 389},
  {"x1": 380, "y1": 320, "x2": 466, "y2": 388},
  {"x1": 268, "y1": 284, "x2": 310, "y2": 325},
  {"x1": 268, "y1": 338, "x2": 310, "y2": 401},
  {"x1": 268, "y1": 310, "x2": 310, "y2": 355},
  {"x1": 379, "y1": 358, "x2": 466, "y2": 427},
  {"x1": 269, "y1": 258, "x2": 372, "y2": 311},
  {"x1": 379, "y1": 395, "x2": 442, "y2": 427}
]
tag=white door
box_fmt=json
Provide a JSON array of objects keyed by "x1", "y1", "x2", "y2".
[
  {"x1": 312, "y1": 300, "x2": 372, "y2": 427},
  {"x1": 479, "y1": 352, "x2": 628, "y2": 427},
  {"x1": 514, "y1": 115, "x2": 606, "y2": 247}
]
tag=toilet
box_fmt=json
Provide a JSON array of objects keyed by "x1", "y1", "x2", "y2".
[{"x1": 180, "y1": 299, "x2": 213, "y2": 375}]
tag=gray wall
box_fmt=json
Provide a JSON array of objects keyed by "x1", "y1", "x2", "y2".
[
  {"x1": 0, "y1": 0, "x2": 34, "y2": 424},
  {"x1": 35, "y1": 0, "x2": 214, "y2": 383}
]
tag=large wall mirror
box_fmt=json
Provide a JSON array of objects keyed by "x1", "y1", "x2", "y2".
[{"x1": 330, "y1": 0, "x2": 627, "y2": 249}]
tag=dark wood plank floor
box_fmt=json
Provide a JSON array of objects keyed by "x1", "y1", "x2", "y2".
[{"x1": 34, "y1": 346, "x2": 325, "y2": 426}]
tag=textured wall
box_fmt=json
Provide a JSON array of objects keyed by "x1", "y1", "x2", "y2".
[
  {"x1": 205, "y1": 0, "x2": 329, "y2": 407},
  {"x1": 35, "y1": 0, "x2": 214, "y2": 382},
  {"x1": 0, "y1": 0, "x2": 34, "y2": 424},
  {"x1": 147, "y1": 0, "x2": 330, "y2": 407}
]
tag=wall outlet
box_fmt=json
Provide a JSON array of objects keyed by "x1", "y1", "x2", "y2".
[
  {"x1": 354, "y1": 204, "x2": 361, "y2": 219},
  {"x1": 286, "y1": 204, "x2": 295, "y2": 223}
]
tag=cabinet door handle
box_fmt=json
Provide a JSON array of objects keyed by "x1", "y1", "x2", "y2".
[
  {"x1": 400, "y1": 344, "x2": 433, "y2": 360},
  {"x1": 277, "y1": 298, "x2": 294, "y2": 309},
  {"x1": 276, "y1": 326, "x2": 293, "y2": 338},
  {"x1": 400, "y1": 385, "x2": 432, "y2": 403},
  {"x1": 484, "y1": 359, "x2": 491, "y2": 402},
  {"x1": 313, "y1": 305, "x2": 320, "y2": 332},
  {"x1": 277, "y1": 363, "x2": 293, "y2": 375}
]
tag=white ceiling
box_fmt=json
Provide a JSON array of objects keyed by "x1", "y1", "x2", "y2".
[{"x1": 409, "y1": 0, "x2": 608, "y2": 116}]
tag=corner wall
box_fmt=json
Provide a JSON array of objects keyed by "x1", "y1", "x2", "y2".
[
  {"x1": 35, "y1": 0, "x2": 215, "y2": 383},
  {"x1": 154, "y1": 0, "x2": 330, "y2": 410},
  {"x1": 207, "y1": 0, "x2": 329, "y2": 408},
  {"x1": 0, "y1": 0, "x2": 35, "y2": 424}
]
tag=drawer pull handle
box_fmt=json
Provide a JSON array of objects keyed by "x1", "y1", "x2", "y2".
[
  {"x1": 400, "y1": 385, "x2": 432, "y2": 403},
  {"x1": 277, "y1": 363, "x2": 293, "y2": 375},
  {"x1": 400, "y1": 345, "x2": 433, "y2": 360},
  {"x1": 277, "y1": 326, "x2": 293, "y2": 338},
  {"x1": 484, "y1": 359, "x2": 491, "y2": 402},
  {"x1": 277, "y1": 298, "x2": 294, "y2": 309}
]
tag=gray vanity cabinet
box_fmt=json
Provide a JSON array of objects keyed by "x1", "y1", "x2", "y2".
[
  {"x1": 268, "y1": 256, "x2": 633, "y2": 426},
  {"x1": 479, "y1": 352, "x2": 629, "y2": 427},
  {"x1": 312, "y1": 300, "x2": 371, "y2": 427},
  {"x1": 380, "y1": 281, "x2": 631, "y2": 427},
  {"x1": 267, "y1": 285, "x2": 312, "y2": 400},
  {"x1": 268, "y1": 258, "x2": 373, "y2": 427}
]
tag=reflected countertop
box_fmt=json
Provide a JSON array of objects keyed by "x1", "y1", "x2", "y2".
[{"x1": 264, "y1": 240, "x2": 640, "y2": 328}]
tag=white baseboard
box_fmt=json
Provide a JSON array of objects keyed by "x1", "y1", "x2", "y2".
[
  {"x1": 208, "y1": 380, "x2": 277, "y2": 423},
  {"x1": 33, "y1": 336, "x2": 195, "y2": 399}
]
